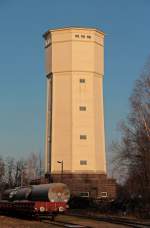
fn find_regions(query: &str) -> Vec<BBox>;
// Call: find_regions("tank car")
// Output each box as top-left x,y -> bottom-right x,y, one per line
0,183 -> 70,220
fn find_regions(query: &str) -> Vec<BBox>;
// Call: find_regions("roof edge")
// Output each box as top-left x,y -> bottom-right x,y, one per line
43,26 -> 104,38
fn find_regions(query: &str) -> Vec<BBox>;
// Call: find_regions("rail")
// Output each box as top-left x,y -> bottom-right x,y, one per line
65,212 -> 150,228
42,218 -> 91,228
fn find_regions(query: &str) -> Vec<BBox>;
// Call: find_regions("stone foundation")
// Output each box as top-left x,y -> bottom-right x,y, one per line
50,173 -> 117,199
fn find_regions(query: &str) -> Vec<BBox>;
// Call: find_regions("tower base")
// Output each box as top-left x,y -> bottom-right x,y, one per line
50,173 -> 117,200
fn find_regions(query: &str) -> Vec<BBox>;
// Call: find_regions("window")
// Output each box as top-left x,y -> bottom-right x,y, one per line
80,192 -> 89,198
80,160 -> 87,165
87,35 -> 91,39
80,135 -> 87,140
100,192 -> 108,198
79,106 -> 86,111
81,35 -> 85,38
75,34 -> 79,38
80,79 -> 85,83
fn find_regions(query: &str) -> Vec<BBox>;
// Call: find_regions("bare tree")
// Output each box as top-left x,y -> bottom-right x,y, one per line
5,157 -> 15,188
0,151 -> 43,188
0,156 -> 5,183
112,61 -> 150,205
14,159 -> 27,187
25,152 -> 40,183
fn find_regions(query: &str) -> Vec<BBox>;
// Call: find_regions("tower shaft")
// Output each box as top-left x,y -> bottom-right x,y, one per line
44,27 -> 106,175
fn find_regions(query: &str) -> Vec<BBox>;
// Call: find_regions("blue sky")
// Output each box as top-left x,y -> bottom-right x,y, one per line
0,0 -> 150,169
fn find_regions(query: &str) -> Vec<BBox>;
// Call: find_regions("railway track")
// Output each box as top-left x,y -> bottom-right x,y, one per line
97,217 -> 150,227
65,212 -> 150,228
42,218 -> 91,228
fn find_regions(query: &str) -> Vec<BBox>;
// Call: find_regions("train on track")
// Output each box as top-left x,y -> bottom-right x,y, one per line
0,183 -> 70,220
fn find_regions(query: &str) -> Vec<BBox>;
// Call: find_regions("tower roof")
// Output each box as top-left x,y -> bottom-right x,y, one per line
43,26 -> 104,38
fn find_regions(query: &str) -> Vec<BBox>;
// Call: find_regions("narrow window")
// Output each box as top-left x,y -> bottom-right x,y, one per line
80,192 -> 89,197
80,135 -> 87,140
101,192 -> 108,198
79,106 -> 86,111
75,34 -> 79,38
81,35 -> 85,38
80,160 -> 87,165
80,79 -> 85,83
87,35 -> 91,39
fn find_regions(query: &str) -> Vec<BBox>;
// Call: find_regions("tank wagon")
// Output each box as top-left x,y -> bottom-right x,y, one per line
0,183 -> 70,220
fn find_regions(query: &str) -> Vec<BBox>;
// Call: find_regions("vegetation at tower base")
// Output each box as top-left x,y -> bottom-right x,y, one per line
112,60 -> 150,218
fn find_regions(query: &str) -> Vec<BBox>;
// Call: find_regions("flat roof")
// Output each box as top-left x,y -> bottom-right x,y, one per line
43,26 -> 104,38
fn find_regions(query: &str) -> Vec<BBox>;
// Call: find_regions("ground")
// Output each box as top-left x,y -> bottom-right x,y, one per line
0,215 -> 129,228
0,215 -> 51,228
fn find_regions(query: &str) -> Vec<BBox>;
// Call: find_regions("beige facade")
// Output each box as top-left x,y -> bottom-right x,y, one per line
43,27 -> 106,175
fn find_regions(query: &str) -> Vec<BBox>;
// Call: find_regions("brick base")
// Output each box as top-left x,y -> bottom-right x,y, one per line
50,173 -> 117,199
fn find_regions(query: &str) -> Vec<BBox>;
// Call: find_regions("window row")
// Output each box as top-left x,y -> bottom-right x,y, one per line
75,34 -> 91,39
79,192 -> 108,198
79,78 -> 87,141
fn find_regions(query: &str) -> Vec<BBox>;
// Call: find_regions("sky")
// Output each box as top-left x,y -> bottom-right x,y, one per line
0,0 -> 150,171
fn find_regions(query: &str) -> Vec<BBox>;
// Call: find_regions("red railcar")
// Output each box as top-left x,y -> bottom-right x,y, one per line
0,183 -> 70,220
